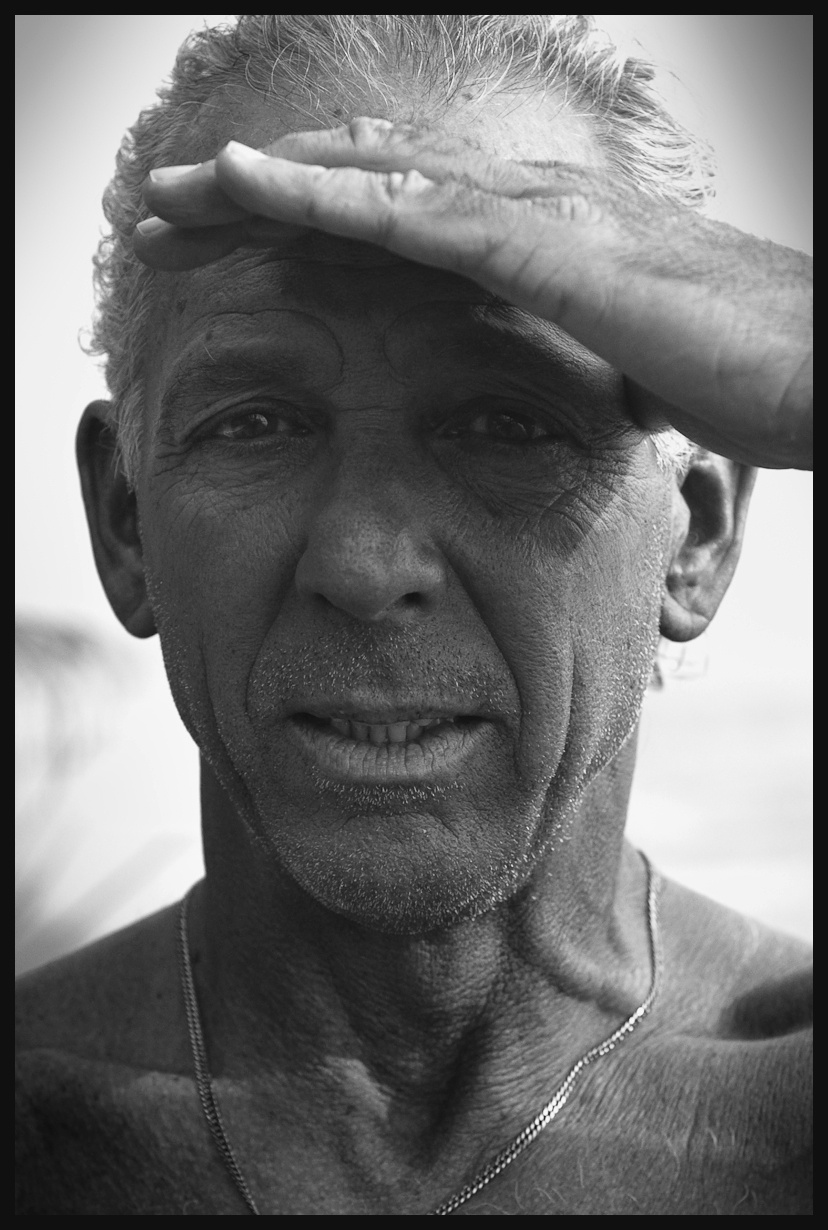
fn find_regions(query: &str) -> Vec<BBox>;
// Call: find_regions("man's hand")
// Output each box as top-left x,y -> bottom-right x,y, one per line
136,118 -> 812,469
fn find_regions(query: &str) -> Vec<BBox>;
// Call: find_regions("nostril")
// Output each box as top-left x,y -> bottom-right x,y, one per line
295,534 -> 445,622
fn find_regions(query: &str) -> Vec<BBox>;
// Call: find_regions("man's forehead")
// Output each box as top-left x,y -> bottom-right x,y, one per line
158,243 -> 596,392
169,237 -> 490,324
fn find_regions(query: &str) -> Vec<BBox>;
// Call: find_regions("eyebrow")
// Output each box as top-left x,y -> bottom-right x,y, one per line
159,309 -> 345,419
160,346 -> 321,425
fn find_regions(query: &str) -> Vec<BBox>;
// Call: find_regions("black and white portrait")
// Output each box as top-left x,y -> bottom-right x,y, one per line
16,16 -> 811,1215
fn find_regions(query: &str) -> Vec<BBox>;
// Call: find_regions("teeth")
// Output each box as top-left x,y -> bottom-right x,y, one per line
324,717 -> 451,743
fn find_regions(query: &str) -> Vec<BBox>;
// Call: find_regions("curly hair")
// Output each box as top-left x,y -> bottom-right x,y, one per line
88,15 -> 711,483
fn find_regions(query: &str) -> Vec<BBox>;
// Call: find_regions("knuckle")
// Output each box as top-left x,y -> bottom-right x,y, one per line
379,168 -> 431,202
347,116 -> 394,150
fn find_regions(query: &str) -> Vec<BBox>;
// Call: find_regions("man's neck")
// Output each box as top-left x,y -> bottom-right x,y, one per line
193,747 -> 652,1152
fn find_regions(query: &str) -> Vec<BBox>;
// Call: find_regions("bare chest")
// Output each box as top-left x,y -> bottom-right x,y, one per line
16,1033 -> 811,1216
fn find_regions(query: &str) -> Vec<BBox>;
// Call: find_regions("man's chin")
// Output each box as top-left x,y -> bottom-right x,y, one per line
292,859 -> 518,936
259,809 -> 526,935
305,774 -> 455,811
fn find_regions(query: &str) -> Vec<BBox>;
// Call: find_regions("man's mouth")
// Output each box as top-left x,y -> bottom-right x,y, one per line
286,711 -> 488,783
298,713 -> 475,745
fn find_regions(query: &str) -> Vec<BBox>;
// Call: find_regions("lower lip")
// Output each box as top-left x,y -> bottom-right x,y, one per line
287,715 -> 488,783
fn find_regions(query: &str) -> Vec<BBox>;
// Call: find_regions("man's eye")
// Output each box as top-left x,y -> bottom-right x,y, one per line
212,410 -> 311,442
442,408 -> 558,444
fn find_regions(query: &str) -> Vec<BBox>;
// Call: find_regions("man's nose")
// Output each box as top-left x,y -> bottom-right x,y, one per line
294,484 -> 446,623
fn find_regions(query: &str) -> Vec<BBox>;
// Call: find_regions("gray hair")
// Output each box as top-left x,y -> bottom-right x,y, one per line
89,14 -> 708,483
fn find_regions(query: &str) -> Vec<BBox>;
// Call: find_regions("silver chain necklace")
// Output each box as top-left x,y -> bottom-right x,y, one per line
178,856 -> 661,1216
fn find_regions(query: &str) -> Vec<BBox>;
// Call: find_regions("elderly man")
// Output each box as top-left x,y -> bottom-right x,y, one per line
16,15 -> 811,1215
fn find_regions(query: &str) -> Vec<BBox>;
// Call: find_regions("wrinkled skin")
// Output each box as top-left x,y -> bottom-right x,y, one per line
134,249 -> 676,934
136,116 -> 812,470
87,92 -> 742,934
16,83 -> 811,1215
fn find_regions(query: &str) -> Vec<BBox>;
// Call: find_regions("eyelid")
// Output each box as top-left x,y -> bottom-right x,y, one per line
185,393 -> 322,442
434,398 -> 571,440
210,404 -> 316,440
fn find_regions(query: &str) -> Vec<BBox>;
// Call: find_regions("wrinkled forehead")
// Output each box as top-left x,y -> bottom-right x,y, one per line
151,242 -> 603,407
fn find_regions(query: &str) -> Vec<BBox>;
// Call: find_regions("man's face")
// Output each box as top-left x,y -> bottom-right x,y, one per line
135,89 -> 672,931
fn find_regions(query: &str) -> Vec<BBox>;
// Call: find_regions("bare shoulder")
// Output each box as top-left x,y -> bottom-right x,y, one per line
658,875 -> 812,1036
613,876 -> 812,1214
15,904 -> 211,1215
522,876 -> 812,1215
16,901 -> 186,1065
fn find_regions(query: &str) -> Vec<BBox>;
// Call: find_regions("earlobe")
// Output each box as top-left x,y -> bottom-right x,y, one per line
660,453 -> 757,643
76,401 -> 157,639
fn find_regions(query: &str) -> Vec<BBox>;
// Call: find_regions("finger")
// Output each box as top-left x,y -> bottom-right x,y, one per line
626,377 -> 782,466
142,160 -> 249,227
141,122 -> 423,230
142,119 -> 577,236
216,140 -> 501,240
133,217 -> 249,270
260,118 -> 570,198
213,144 -> 490,270
263,117 -> 459,169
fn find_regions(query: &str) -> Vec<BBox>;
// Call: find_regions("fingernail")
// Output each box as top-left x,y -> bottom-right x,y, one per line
148,164 -> 199,183
136,216 -> 169,237
225,141 -> 268,160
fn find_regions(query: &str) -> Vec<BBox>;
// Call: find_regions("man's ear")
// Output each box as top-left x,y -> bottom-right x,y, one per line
660,452 -> 757,643
76,401 -> 156,639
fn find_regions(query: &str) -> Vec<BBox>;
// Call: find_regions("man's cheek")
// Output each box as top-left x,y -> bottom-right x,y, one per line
571,524 -> 665,712
557,493 -> 665,699
442,449 -> 620,537
139,500 -> 267,736
147,486 -> 294,617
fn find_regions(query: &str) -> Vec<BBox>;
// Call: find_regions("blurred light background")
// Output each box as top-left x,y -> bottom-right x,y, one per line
16,15 -> 812,975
